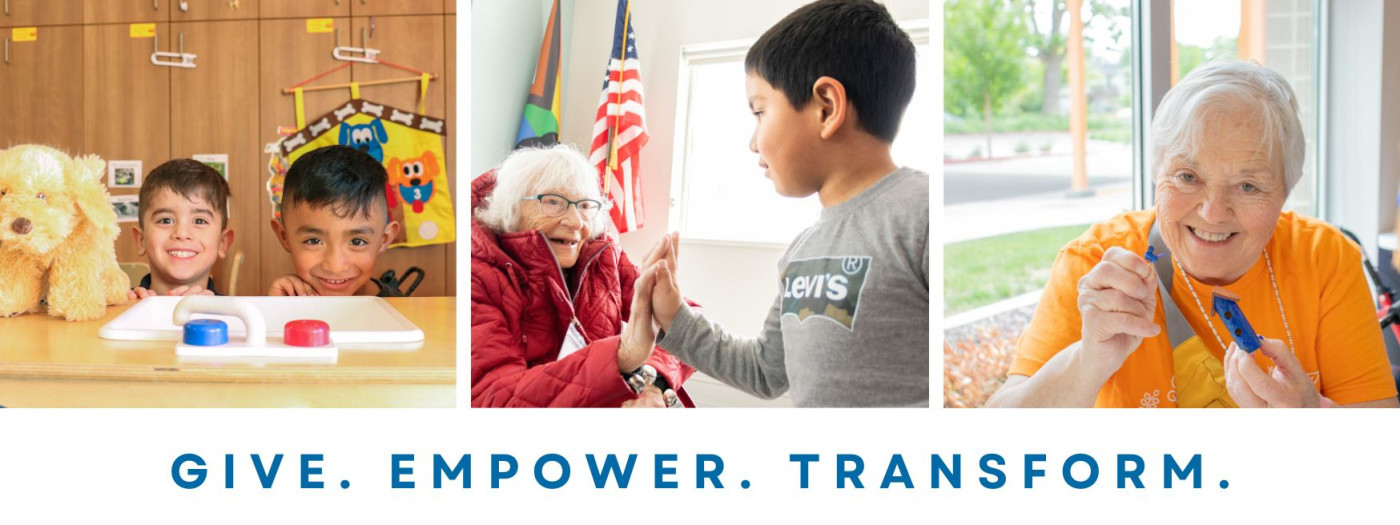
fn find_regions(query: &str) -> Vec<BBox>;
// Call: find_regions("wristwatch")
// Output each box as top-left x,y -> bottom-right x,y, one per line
623,364 -> 658,394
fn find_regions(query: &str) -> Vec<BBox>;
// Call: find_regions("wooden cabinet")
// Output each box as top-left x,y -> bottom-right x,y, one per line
83,22 -> 171,264
171,0 -> 259,22
0,25 -> 84,154
352,14 -> 448,297
259,0 -> 347,19
256,17 -> 353,291
85,0 -> 168,24
350,0 -> 443,17
170,20 -> 260,294
0,0 -> 84,27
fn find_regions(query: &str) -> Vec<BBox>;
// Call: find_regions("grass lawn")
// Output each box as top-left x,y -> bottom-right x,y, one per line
944,224 -> 1092,316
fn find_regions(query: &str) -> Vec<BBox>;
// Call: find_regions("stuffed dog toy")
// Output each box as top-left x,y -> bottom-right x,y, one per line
339,119 -> 389,162
0,145 -> 130,321
387,151 -> 440,214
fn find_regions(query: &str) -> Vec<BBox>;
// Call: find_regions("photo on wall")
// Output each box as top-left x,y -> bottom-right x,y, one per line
107,160 -> 142,188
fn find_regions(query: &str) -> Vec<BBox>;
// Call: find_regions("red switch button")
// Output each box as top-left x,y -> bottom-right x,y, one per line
284,320 -> 331,347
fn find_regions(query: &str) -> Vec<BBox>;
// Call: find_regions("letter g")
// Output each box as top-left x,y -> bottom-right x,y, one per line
172,453 -> 207,489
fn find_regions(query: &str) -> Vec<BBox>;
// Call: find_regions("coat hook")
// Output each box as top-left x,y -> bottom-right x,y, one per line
4,0 -> 10,16
154,0 -> 159,10
5,38 -> 9,65
178,32 -> 184,55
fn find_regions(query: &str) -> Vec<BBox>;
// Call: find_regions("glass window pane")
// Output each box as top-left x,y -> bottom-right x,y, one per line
1173,0 -> 1316,216
675,40 -> 932,245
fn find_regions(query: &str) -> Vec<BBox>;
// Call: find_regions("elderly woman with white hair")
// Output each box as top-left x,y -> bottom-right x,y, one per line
987,61 -> 1398,408
470,145 -> 694,407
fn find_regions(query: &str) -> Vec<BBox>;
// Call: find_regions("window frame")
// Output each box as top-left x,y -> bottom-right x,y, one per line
668,20 -> 931,248
1131,0 -> 1326,215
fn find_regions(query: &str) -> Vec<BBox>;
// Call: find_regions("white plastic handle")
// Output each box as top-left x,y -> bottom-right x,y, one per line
172,296 -> 266,346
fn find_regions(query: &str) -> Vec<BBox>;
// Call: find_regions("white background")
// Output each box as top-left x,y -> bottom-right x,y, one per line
1,411 -> 1398,521
3,4 -> 1400,522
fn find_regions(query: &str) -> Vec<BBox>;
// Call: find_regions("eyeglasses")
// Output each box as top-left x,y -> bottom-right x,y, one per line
521,193 -> 606,220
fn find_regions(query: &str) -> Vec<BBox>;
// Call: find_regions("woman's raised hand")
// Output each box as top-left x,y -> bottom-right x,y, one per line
618,261 -> 661,373
1075,246 -> 1162,380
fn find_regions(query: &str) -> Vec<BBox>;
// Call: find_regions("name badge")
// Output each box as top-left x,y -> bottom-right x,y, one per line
557,321 -> 589,360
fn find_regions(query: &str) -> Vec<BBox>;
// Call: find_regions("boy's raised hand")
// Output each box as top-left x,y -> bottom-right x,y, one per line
268,274 -> 319,296
653,259 -> 683,332
649,232 -> 683,333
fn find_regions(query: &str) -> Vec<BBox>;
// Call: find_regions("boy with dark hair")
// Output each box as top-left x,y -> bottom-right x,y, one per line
269,145 -> 400,296
649,0 -> 929,406
130,159 -> 234,298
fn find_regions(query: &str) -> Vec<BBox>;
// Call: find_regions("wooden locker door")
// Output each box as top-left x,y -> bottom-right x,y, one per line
171,0 -> 259,22
444,13 -> 454,295
446,0 -> 455,15
170,19 -> 260,295
0,25 -> 84,153
83,22 -> 171,265
350,0 -> 442,17
1,0 -> 83,26
85,0 -> 168,24
352,14 -> 449,297
258,0 -> 347,19
257,16 -> 351,294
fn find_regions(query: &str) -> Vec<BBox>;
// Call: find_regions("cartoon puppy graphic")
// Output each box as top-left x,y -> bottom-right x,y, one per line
338,119 -> 389,163
386,152 -> 440,214
0,145 -> 130,321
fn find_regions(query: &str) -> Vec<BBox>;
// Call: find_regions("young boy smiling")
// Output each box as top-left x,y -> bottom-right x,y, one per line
129,159 -> 234,298
650,0 -> 930,407
269,145 -> 400,296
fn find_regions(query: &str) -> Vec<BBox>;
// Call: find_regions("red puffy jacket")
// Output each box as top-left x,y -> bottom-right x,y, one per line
470,173 -> 695,407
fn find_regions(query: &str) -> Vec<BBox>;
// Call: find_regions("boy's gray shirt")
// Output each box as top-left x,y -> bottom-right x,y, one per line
658,167 -> 930,407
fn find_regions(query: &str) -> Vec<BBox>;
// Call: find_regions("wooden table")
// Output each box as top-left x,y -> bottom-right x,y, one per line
0,297 -> 456,407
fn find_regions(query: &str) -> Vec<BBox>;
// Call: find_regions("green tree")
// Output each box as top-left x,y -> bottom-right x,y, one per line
1020,0 -> 1127,115
945,0 -> 1027,157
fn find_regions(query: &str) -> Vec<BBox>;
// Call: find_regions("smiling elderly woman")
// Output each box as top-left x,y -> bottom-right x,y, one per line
987,61 -> 1399,408
470,145 -> 694,407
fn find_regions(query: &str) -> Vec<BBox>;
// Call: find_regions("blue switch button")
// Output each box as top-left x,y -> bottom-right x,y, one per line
183,319 -> 229,346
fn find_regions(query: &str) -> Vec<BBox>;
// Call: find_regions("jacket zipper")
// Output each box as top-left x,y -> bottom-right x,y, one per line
542,232 -> 611,345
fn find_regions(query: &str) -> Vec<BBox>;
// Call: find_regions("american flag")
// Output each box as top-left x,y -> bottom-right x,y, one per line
589,0 -> 648,233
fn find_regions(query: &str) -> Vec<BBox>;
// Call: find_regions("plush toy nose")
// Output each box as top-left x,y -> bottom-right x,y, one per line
410,179 -> 421,186
11,217 -> 31,235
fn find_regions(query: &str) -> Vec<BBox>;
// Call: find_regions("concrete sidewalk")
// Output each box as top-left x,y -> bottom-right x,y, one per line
941,183 -> 1133,244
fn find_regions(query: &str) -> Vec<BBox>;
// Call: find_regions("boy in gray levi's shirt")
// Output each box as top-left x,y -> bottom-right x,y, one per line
658,168 -> 930,407
646,0 -> 930,406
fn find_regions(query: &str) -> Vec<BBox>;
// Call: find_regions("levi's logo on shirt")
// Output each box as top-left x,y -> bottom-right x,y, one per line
780,256 -> 871,330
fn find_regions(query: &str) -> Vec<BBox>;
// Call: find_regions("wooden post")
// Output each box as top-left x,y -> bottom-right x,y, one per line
1068,0 -> 1088,194
1170,1 -> 1179,86
1239,0 -> 1267,63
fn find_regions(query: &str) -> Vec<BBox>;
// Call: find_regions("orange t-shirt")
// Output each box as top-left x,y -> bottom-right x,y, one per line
1010,209 -> 1398,407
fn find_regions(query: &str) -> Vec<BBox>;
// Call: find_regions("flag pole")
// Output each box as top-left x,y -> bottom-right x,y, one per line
607,0 -> 631,181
